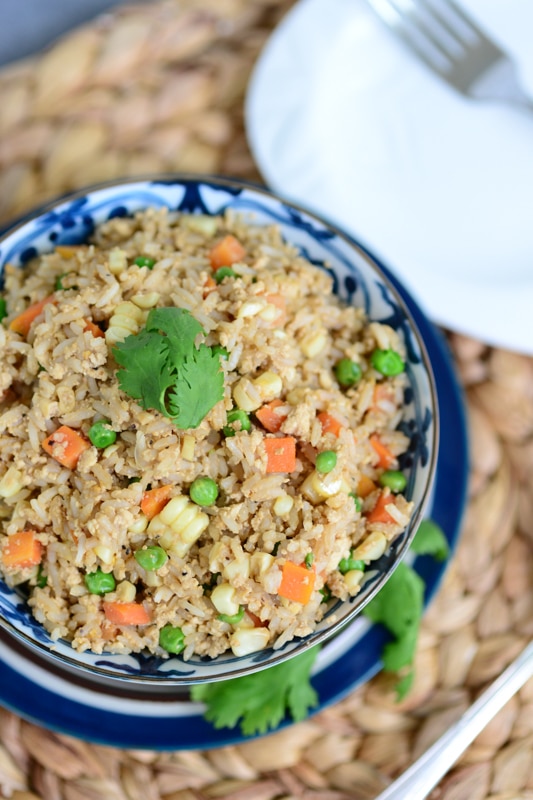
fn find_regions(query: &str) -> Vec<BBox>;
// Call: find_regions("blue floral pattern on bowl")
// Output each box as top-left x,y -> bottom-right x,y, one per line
0,176 -> 438,685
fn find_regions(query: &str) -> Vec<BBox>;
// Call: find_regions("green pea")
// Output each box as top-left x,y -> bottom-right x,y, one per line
371,348 -> 405,376
212,345 -> 229,360
334,357 -> 362,387
338,550 -> 366,574
88,420 -> 117,449
134,256 -> 156,269
85,568 -> 116,595
214,267 -> 236,284
134,545 -> 168,571
316,450 -> 337,474
304,552 -> 314,569
319,584 -> 332,604
0,298 -> 6,323
223,409 -> 251,437
218,606 -> 244,625
349,492 -> 363,512
36,565 -> 47,588
128,477 -> 141,484
189,476 -> 219,506
159,624 -> 185,654
379,469 -> 407,493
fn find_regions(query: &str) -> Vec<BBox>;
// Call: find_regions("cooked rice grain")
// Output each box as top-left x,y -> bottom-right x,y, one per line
0,208 -> 414,658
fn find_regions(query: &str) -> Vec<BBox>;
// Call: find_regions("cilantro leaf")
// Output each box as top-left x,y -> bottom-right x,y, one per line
364,561 -> 424,699
411,519 -> 449,561
113,307 -> 224,429
168,344 -> 224,429
113,329 -> 175,416
145,307 -> 204,368
190,646 -> 320,737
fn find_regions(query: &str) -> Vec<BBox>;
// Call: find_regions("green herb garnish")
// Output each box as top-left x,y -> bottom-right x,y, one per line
191,645 -> 319,736
113,307 -> 224,430
410,519 -> 449,561
363,519 -> 449,699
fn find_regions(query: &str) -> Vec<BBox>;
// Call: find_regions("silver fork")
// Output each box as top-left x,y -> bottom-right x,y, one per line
367,0 -> 533,111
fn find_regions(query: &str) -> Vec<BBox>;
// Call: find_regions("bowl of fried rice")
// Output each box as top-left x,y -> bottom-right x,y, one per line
0,175 -> 438,685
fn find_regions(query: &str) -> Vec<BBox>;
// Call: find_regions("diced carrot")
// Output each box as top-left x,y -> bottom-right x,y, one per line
55,245 -> 81,259
83,319 -> 105,338
9,295 -> 56,338
203,275 -> 217,297
357,474 -> 377,498
264,436 -> 296,473
42,425 -> 91,469
140,485 -> 173,520
317,411 -> 343,438
2,531 -> 43,569
209,235 -> 246,269
255,399 -> 287,433
264,293 -> 286,327
103,601 -> 151,626
370,434 -> 396,469
366,491 -> 396,524
278,561 -> 316,604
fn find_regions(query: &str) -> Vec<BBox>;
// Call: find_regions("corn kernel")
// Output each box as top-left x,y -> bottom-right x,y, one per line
128,514 -> 148,535
94,544 -> 114,565
301,470 -> 343,504
300,329 -> 328,358
211,583 -> 239,616
230,627 -> 270,657
158,495 -> 189,525
130,292 -> 160,309
352,531 -> 388,561
108,248 -> 127,275
105,301 -> 146,345
115,580 -> 136,602
237,300 -> 264,319
148,495 -> 209,557
232,378 -> 261,412
0,467 -> 24,498
144,571 -> 162,588
181,214 -> 218,236
181,434 -> 195,461
223,554 -> 250,582
252,371 -> 282,402
208,541 -> 225,572
273,494 -> 294,517
250,552 -> 275,577
344,569 -> 365,595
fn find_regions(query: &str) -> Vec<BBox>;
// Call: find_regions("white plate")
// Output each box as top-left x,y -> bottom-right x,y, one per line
246,0 -> 533,354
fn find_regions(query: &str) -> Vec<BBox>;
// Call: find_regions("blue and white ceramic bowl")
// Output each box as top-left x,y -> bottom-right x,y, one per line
0,175 -> 439,686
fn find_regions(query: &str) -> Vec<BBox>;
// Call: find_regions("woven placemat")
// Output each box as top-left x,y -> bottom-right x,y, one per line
1,2 -> 533,798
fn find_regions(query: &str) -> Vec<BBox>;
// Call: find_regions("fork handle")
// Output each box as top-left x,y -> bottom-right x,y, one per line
473,59 -> 533,112
374,640 -> 533,800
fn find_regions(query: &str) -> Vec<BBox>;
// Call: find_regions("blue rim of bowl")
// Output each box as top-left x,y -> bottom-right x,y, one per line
0,174 -> 440,685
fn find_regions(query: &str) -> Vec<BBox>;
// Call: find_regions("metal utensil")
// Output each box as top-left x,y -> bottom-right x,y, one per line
366,0 -> 533,111
374,640 -> 533,800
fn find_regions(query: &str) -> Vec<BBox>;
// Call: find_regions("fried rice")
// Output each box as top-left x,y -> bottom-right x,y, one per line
0,208 -> 413,659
